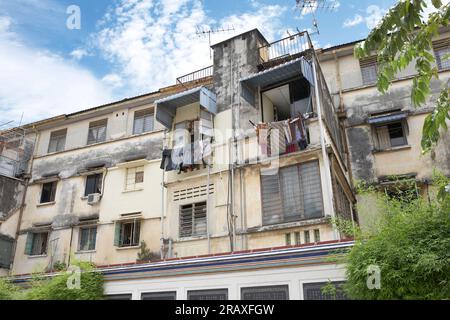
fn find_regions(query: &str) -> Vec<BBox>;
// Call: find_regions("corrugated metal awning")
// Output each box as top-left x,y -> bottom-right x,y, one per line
155,86 -> 217,129
239,57 -> 314,90
368,112 -> 407,124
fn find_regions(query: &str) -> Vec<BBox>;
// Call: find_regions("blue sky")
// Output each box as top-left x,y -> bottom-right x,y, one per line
0,0 -> 427,126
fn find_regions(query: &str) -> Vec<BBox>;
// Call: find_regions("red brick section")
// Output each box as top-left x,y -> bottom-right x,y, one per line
13,238 -> 354,277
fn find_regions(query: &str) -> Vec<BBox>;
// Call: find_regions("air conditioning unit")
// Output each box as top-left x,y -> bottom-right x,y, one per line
87,193 -> 101,205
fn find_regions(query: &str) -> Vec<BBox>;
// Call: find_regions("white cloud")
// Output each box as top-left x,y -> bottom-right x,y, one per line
102,73 -> 124,88
342,5 -> 387,29
70,48 -> 90,60
365,5 -> 387,29
343,14 -> 364,28
0,16 -> 113,125
93,0 -> 288,93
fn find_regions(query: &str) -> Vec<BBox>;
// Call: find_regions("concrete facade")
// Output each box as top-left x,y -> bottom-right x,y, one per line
1,27 -> 448,299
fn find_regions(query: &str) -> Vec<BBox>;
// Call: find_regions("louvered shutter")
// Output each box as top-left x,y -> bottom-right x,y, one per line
301,162 -> 324,219
261,173 -> 283,225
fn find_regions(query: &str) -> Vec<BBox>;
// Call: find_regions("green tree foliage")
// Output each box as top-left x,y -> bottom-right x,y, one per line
355,0 -> 450,153
341,173 -> 450,299
0,260 -> 104,300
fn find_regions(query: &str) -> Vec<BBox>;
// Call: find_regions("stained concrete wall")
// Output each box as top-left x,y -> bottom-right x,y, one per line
319,32 -> 450,184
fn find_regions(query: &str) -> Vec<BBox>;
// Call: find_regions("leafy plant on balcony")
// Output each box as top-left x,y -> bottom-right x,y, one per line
137,241 -> 160,263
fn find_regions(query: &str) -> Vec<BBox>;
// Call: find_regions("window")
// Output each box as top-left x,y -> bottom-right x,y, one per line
85,173 -> 103,196
285,233 -> 291,245
294,232 -> 301,245
87,119 -> 107,145
125,166 -> 144,191
133,109 -> 154,134
48,129 -> 67,153
303,282 -> 347,300
261,161 -> 324,225
375,121 -> 407,149
314,229 -> 320,243
114,220 -> 140,247
78,227 -> 97,251
104,294 -> 132,300
304,230 -> 310,243
141,292 -> 177,300
0,236 -> 13,268
40,181 -> 57,203
25,232 -> 49,256
187,289 -> 228,300
433,39 -> 450,71
360,57 -> 378,85
241,285 -> 289,300
333,176 -> 353,221
179,201 -> 207,238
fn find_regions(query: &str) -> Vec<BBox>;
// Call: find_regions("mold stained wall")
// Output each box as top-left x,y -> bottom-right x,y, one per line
319,36 -> 450,184
12,101 -> 167,274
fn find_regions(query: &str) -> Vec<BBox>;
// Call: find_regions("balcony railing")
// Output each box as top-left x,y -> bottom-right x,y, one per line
258,31 -> 313,66
176,66 -> 213,85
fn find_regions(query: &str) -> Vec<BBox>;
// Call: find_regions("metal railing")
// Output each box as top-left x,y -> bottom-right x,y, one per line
258,31 -> 313,64
176,66 -> 213,85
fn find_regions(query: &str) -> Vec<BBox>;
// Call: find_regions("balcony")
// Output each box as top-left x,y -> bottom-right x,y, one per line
258,31 -> 314,70
176,66 -> 213,86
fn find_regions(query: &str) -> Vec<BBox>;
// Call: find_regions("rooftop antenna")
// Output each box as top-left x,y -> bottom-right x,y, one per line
196,25 -> 235,59
296,0 -> 339,36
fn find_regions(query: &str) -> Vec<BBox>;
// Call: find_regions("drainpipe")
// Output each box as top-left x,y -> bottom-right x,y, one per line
311,54 -> 339,240
206,162 -> 211,254
160,130 -> 167,259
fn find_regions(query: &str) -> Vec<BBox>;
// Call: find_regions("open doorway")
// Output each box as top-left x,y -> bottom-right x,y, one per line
261,78 -> 312,123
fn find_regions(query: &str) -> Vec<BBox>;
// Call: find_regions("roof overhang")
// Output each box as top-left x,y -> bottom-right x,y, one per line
368,111 -> 407,124
155,86 -> 217,129
239,57 -> 314,90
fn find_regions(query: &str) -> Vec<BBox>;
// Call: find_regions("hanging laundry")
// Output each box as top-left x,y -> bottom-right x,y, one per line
269,121 -> 287,155
160,149 -> 176,171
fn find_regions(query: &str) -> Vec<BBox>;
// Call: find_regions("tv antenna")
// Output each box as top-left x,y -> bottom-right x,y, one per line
196,25 -> 235,59
295,0 -> 339,11
295,1 -> 339,36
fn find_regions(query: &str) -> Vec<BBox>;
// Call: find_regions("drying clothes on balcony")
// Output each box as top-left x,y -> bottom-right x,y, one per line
160,149 -> 176,171
256,123 -> 271,157
269,121 -> 287,155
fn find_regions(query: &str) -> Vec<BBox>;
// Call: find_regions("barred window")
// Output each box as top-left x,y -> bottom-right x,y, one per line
48,129 -> 67,153
179,201 -> 207,238
133,109 -> 154,134
87,119 -> 107,145
375,121 -> 407,150
141,291 -> 177,300
241,285 -> 289,300
261,161 -> 324,225
303,282 -> 347,300
187,289 -> 228,300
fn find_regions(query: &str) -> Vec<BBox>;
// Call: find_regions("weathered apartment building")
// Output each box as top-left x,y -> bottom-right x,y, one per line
0,27 -> 449,300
